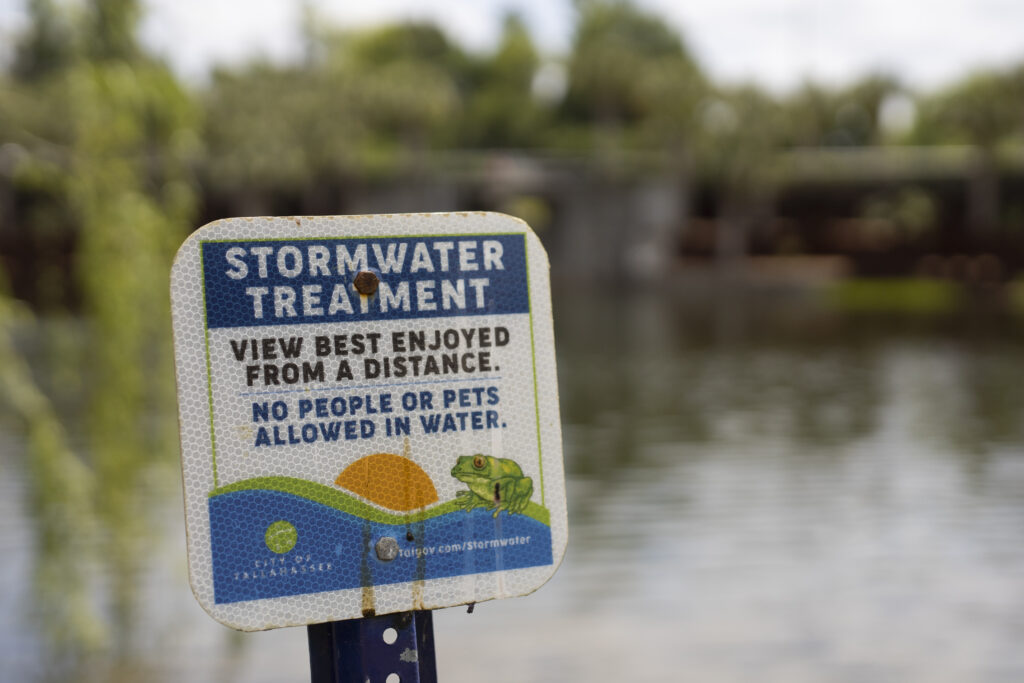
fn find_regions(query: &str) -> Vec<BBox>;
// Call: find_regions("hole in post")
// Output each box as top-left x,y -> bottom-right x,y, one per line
386,674 -> 400,683
382,628 -> 398,645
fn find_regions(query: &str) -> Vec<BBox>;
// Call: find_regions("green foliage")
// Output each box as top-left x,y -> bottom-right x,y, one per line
0,291 -> 104,651
343,22 -> 466,72
331,22 -> 464,149
1,0 -> 198,659
68,51 -> 197,646
203,2 -> 709,172
913,68 -> 1024,147
841,74 -> 904,144
204,20 -> 472,191
203,66 -> 354,192
780,75 -> 903,148
462,13 -> 547,148
11,0 -> 77,81
83,0 -> 141,62
827,278 -> 962,313
695,85 -> 786,190
566,0 -> 696,124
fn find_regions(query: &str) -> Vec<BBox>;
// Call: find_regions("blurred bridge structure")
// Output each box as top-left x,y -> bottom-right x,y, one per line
5,145 -> 1024,308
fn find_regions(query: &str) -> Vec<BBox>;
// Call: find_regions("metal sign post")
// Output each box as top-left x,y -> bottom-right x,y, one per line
307,611 -> 436,683
170,213 -> 566,676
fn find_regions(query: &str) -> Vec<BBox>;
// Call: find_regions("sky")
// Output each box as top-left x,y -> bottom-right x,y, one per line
2,0 -> 1024,92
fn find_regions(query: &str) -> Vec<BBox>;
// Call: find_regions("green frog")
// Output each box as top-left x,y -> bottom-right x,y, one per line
451,455 -> 533,517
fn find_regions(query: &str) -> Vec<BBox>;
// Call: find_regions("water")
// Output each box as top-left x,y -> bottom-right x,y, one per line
3,290 -> 1024,682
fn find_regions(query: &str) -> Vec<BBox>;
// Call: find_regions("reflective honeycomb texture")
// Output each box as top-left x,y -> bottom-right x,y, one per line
170,213 -> 566,631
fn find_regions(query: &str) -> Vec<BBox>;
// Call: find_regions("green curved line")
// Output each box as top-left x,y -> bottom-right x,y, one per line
210,476 -> 550,526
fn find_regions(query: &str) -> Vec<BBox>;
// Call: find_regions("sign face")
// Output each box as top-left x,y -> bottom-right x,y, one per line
170,213 -> 567,631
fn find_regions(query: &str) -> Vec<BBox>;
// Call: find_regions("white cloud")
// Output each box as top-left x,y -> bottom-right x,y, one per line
3,0 -> 1023,90
643,0 -> 1024,91
141,0 -> 303,81
137,0 -> 574,82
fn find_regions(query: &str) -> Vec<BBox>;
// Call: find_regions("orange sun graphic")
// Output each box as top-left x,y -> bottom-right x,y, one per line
335,442 -> 438,511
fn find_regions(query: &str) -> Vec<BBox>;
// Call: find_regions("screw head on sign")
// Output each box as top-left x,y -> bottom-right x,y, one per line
354,270 -> 379,296
375,537 -> 399,562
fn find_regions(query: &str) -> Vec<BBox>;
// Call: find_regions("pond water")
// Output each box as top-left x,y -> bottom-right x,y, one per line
3,289 -> 1024,682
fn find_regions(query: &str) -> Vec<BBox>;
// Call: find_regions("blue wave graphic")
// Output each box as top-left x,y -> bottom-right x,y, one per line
209,490 -> 553,605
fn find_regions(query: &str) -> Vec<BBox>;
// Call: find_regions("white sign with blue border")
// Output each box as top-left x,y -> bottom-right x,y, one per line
171,213 -> 567,631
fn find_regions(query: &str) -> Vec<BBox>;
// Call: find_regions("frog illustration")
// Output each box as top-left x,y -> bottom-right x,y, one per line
451,455 -> 533,517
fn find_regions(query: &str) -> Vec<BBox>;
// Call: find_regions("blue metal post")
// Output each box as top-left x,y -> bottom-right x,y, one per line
308,611 -> 438,683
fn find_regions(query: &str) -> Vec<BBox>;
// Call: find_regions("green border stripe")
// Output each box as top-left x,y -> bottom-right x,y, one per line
524,234 -> 545,505
209,476 -> 551,527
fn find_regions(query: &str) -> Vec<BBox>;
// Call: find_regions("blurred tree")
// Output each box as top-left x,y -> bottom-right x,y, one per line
329,22 -> 462,153
915,69 -> 1024,234
83,0 -> 140,62
781,74 -> 902,148
203,64 -> 363,211
11,0 -> 77,82
204,19 -> 465,210
841,74 -> 904,145
695,85 -> 786,269
2,0 -> 199,662
70,2 -> 198,647
564,0 -> 703,160
0,279 -> 102,652
341,22 -> 468,74
632,45 -> 707,189
462,13 -> 546,148
915,71 -> 1024,147
2,0 -> 80,309
782,83 -> 837,148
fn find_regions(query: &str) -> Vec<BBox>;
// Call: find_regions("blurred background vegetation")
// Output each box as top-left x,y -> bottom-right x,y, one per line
5,0 -> 1024,306
3,0 -> 1024,681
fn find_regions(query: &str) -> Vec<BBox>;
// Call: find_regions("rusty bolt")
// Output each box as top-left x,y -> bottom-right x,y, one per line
353,270 -> 379,296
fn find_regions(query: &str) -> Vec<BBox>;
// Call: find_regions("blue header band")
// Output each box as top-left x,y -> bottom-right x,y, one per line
202,234 -> 529,329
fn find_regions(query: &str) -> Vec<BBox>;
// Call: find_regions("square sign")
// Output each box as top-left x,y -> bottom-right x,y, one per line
170,213 -> 567,631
